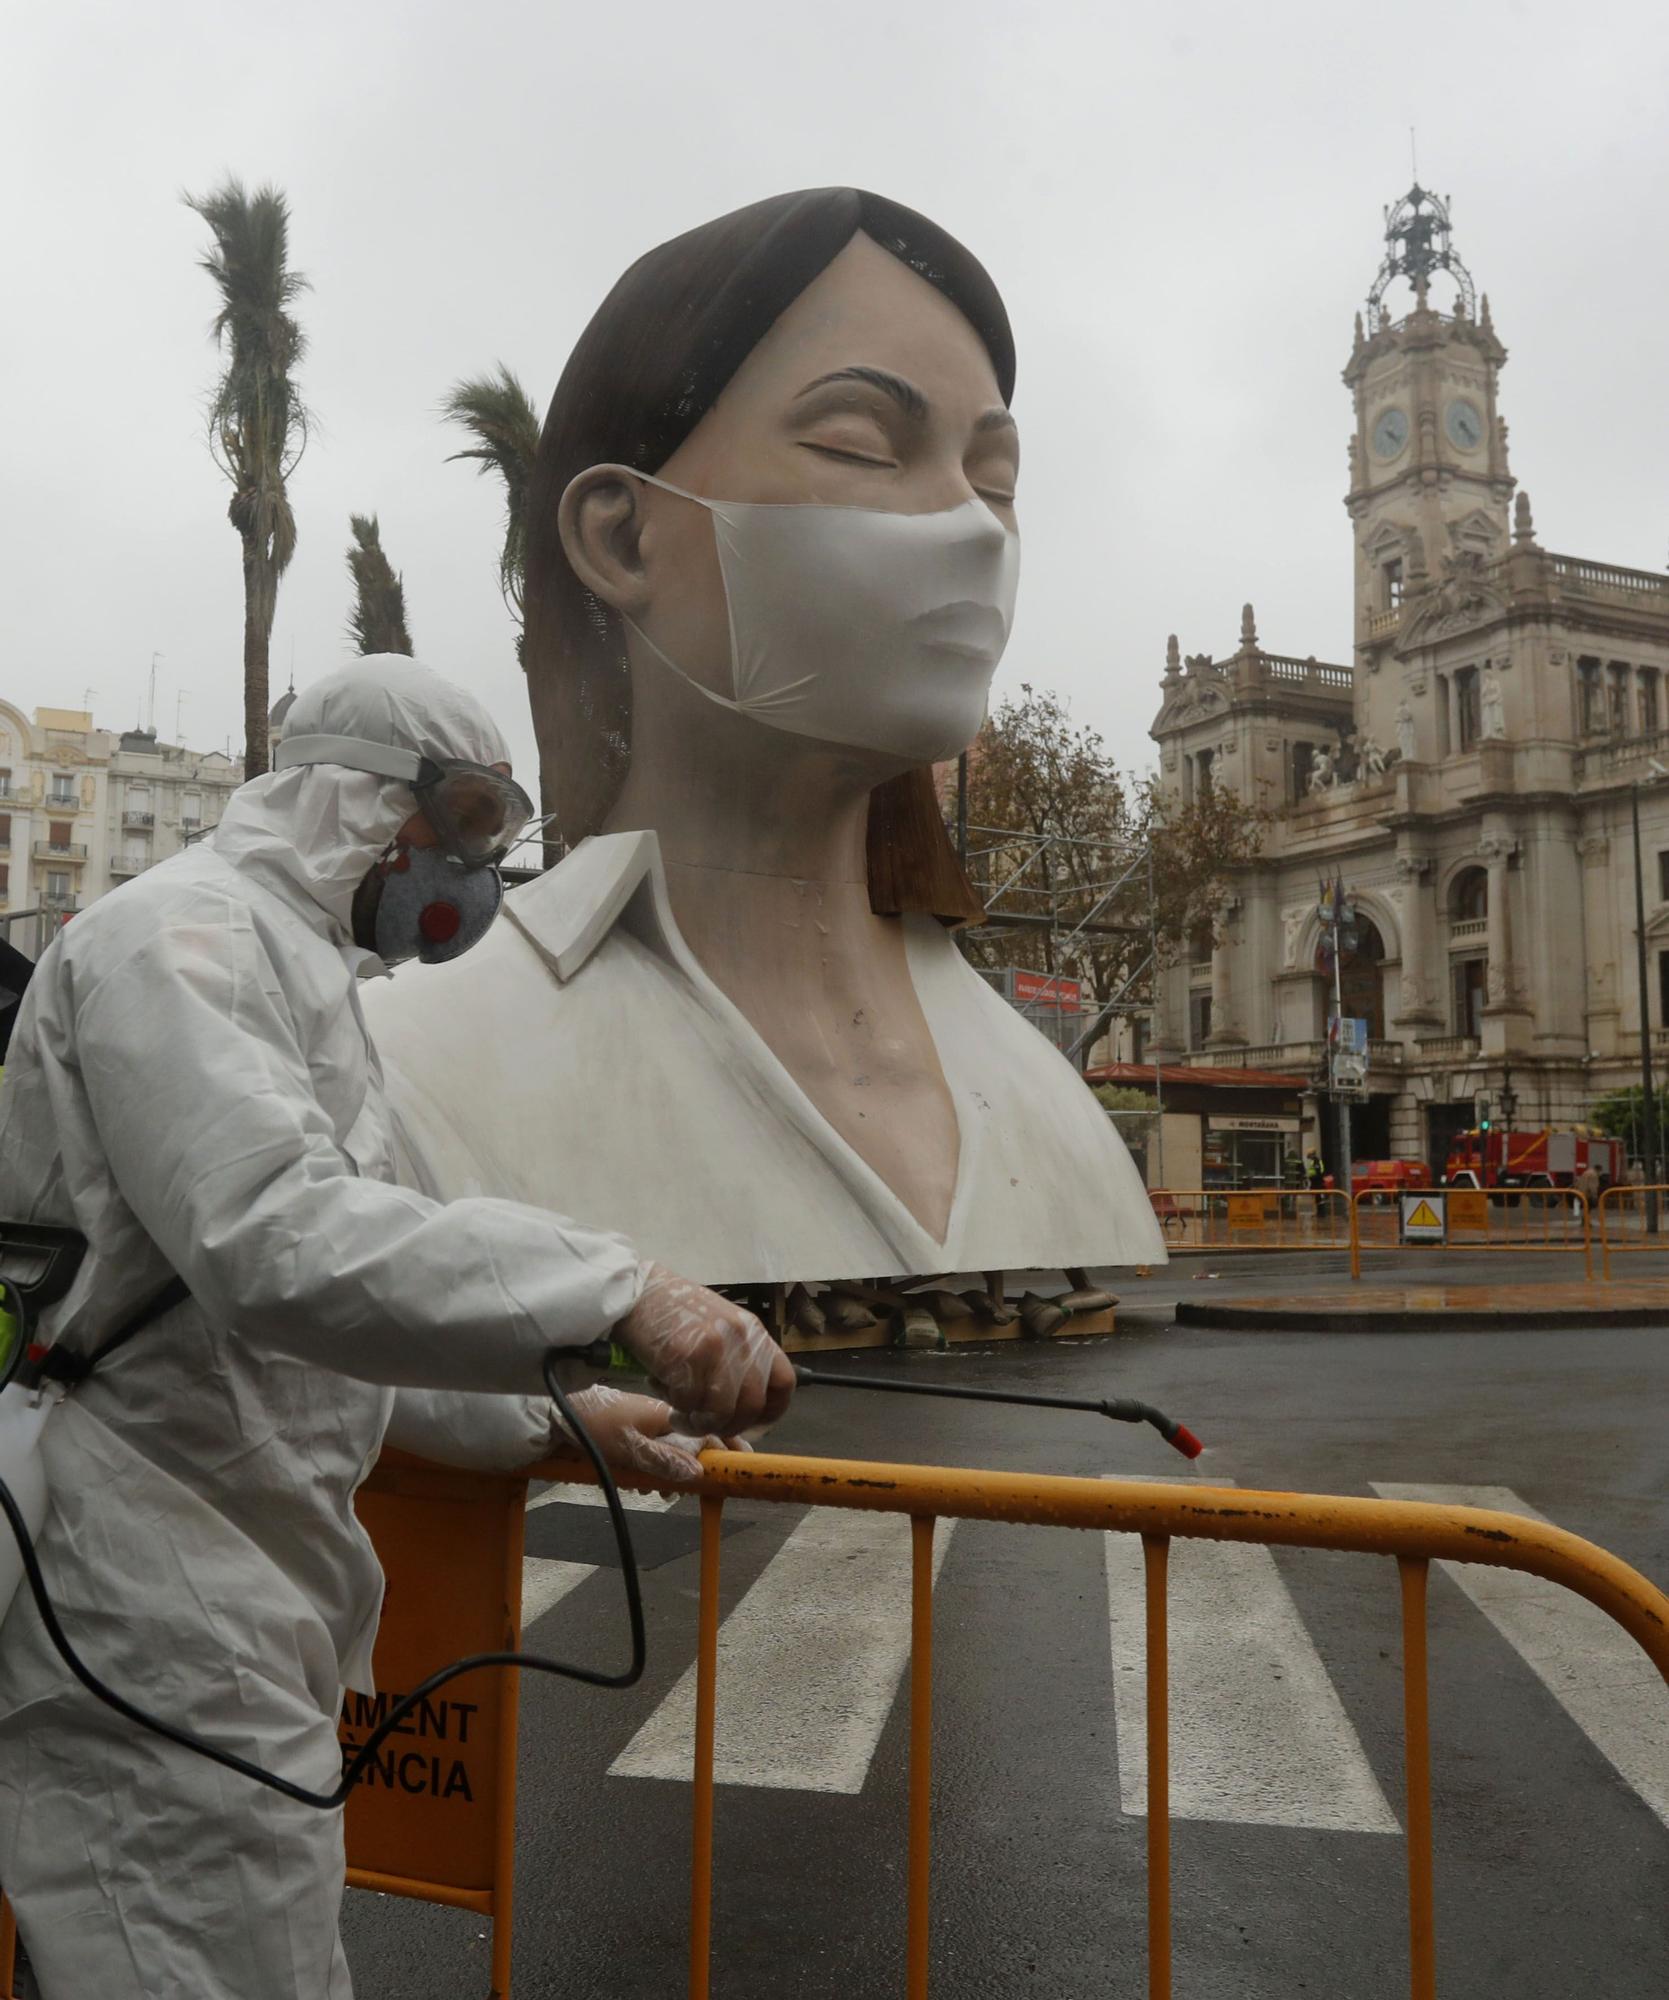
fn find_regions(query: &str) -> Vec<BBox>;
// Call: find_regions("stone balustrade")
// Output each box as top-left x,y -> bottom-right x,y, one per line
1547,553 -> 1669,601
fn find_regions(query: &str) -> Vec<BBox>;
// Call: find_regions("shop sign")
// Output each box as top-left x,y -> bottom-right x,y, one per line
1012,969 -> 1082,1008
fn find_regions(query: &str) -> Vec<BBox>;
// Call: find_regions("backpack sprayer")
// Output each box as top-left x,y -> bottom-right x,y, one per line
0,1228 -> 1201,1810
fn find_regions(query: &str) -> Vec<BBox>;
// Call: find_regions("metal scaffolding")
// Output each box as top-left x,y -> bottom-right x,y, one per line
959,823 -> 1166,1179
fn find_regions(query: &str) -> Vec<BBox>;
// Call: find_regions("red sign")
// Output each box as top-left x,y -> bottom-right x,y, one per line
1012,970 -> 1082,1008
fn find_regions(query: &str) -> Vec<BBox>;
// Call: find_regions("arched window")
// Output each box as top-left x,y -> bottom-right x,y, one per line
1451,867 -> 1488,922
1316,914 -> 1387,1040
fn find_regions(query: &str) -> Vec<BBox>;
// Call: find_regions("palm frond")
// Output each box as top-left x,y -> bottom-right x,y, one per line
441,365 -> 542,630
346,513 -> 414,657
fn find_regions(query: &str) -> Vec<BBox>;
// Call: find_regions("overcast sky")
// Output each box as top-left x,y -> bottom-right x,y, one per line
4,0 -> 1666,785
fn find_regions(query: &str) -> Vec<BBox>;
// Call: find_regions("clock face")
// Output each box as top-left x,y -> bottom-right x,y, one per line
1371,408 -> 1409,459
1446,398 -> 1484,451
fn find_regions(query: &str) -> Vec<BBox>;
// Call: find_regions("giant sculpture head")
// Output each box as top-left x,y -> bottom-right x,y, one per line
523,187 -> 1020,918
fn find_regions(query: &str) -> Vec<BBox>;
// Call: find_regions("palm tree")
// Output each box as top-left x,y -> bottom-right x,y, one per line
440,366 -> 542,661
346,514 -> 413,656
184,178 -> 310,778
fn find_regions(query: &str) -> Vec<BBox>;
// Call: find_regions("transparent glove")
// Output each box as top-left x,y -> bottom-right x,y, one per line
614,1263 -> 794,1434
564,1384 -> 751,1489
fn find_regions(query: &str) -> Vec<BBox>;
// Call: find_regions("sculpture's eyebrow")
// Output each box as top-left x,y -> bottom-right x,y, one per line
795,366 -> 928,420
795,367 -> 1017,440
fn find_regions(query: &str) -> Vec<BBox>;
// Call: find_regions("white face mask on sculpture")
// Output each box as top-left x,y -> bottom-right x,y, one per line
593,469 -> 1022,766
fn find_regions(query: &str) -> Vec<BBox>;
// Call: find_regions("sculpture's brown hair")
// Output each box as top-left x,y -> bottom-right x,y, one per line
523,187 -> 1015,923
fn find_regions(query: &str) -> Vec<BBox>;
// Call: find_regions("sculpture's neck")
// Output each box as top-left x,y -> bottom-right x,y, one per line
601,649 -> 906,913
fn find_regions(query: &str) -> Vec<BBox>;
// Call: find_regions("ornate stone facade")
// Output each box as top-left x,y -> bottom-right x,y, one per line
1150,189 -> 1669,1171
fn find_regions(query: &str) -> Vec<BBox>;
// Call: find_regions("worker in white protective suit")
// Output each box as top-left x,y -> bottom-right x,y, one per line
0,655 -> 792,2000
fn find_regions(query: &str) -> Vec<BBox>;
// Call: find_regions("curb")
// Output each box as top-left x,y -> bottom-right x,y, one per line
1175,1297 -> 1669,1332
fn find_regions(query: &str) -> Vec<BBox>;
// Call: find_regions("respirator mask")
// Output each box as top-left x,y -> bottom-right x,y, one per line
272,734 -> 535,966
580,468 -> 1021,766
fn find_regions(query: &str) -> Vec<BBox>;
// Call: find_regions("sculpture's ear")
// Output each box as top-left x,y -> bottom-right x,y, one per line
558,466 -> 651,617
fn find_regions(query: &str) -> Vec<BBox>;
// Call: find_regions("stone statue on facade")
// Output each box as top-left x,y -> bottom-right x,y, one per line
1480,665 -> 1506,740
1307,744 -> 1335,794
1357,735 -> 1388,780
1395,700 -> 1416,764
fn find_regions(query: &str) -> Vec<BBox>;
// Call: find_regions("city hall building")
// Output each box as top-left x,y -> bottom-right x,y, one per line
1150,188 -> 1669,1178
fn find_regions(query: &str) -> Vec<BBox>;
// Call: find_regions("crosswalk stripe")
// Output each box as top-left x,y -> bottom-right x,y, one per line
520,1485 -> 678,1629
1103,1476 -> 1399,1830
1373,1482 -> 1669,1828
529,1482 -> 677,1513
521,1555 -> 597,1628
609,1510 -> 954,1792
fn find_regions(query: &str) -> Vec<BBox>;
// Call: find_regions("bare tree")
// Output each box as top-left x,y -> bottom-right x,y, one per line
184,178 -> 310,778
960,684 -> 1264,1007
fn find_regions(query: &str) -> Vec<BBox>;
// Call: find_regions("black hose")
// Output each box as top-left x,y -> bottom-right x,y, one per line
0,1348 -> 644,1811
792,1363 -> 1204,1459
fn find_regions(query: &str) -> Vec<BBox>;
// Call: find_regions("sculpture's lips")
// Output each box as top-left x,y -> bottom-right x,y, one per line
910,602 -> 1008,663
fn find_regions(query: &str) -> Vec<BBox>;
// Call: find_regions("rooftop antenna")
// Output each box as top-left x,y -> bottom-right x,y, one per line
175,690 -> 189,741
147,652 -> 162,733
82,686 -> 96,713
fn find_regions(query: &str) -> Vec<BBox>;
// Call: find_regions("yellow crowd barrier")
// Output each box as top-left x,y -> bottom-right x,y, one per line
8,1443 -> 1659,1997
1348,1185 -> 1592,1280
1148,1186 -> 1352,1252
1596,1183 -> 1669,1279
674,1451 -> 1669,2000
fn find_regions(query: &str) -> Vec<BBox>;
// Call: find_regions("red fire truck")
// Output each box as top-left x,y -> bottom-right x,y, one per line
1444,1126 -> 1625,1190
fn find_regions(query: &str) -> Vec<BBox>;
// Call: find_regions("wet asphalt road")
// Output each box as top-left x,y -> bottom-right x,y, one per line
340,1267 -> 1669,1999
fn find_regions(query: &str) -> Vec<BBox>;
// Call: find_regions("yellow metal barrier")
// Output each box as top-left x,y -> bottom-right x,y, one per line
672,1448 -> 1669,2000
1348,1185 -> 1592,1280
1148,1186 -> 1351,1252
1596,1183 -> 1669,1279
189,1439 -> 1666,1998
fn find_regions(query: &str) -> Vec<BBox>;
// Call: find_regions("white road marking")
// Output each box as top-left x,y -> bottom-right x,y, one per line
519,1485 -> 677,1630
529,1482 -> 677,1513
1373,1482 -> 1669,1827
521,1556 -> 596,1628
610,1510 -> 954,1792
1103,1476 -> 1398,1830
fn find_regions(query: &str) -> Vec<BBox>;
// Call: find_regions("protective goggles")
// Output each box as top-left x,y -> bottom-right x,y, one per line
274,735 -> 535,867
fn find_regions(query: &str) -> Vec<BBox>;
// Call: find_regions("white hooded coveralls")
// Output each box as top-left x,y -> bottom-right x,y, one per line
0,659 -> 645,1999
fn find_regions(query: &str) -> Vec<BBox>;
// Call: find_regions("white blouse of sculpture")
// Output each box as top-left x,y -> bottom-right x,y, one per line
364,830 -> 1165,1285
1395,700 -> 1417,763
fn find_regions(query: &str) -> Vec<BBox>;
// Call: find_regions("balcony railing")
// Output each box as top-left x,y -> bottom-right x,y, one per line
1547,553 -> 1669,601
32,841 -> 87,862
109,855 -> 146,877
123,810 -> 155,827
41,895 -> 78,913
1364,607 -> 1401,639
1209,1040 -> 1323,1073
1449,917 -> 1488,943
1415,1034 -> 1480,1062
1262,653 -> 1356,693
1574,729 -> 1669,784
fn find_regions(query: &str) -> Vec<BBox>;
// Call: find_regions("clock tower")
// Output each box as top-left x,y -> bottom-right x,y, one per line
1343,187 -> 1515,654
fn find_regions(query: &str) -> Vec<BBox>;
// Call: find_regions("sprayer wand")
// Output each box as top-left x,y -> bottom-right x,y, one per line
791,1364 -> 1204,1460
